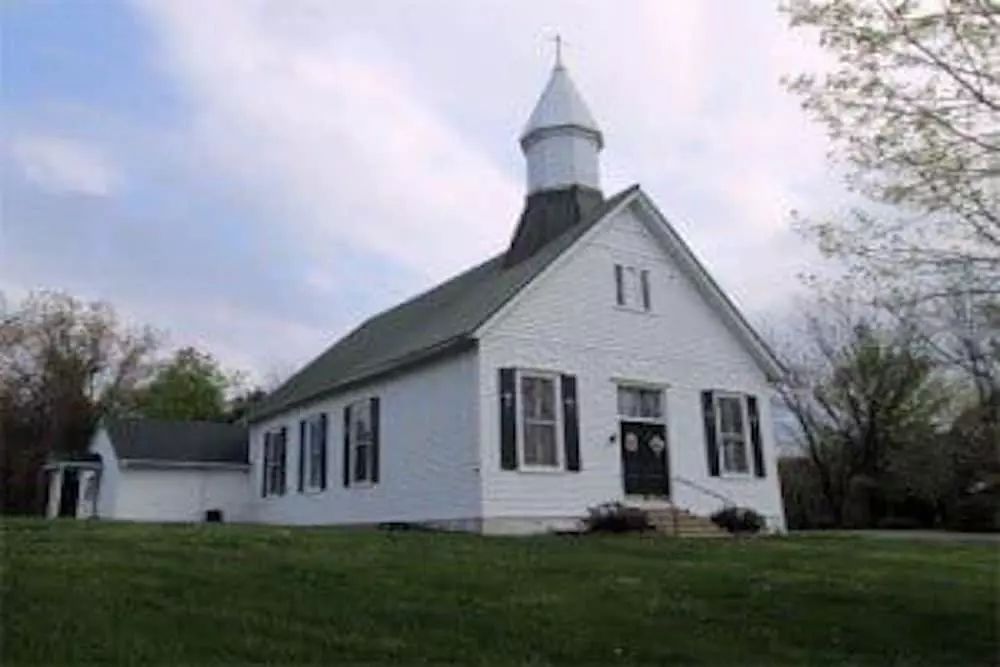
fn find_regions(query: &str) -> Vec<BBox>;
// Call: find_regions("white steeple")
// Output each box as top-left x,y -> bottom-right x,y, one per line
520,49 -> 604,195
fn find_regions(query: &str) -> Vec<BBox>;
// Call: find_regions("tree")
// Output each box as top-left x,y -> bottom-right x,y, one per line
132,347 -> 234,421
225,387 -> 267,424
0,291 -> 159,513
775,298 -> 950,525
783,0 -> 1000,293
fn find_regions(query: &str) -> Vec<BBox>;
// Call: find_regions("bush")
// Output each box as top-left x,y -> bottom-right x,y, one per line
874,516 -> 922,530
584,502 -> 652,533
710,506 -> 765,534
947,493 -> 1000,533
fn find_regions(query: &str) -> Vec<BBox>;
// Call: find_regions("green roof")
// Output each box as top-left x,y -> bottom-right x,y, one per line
252,185 -> 637,421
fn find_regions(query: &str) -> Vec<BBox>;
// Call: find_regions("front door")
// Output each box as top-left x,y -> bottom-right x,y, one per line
621,421 -> 669,497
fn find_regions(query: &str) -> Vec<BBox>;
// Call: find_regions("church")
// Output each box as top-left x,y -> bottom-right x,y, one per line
47,56 -> 787,534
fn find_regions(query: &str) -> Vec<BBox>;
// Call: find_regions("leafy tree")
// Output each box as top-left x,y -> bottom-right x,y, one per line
776,298 -> 950,525
783,0 -> 999,293
0,291 -> 159,513
134,347 -> 233,421
225,387 -> 268,424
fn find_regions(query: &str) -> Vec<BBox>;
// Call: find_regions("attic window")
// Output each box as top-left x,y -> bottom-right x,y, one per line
614,264 -> 650,311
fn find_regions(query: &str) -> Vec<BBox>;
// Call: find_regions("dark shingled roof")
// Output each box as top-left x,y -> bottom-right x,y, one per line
106,418 -> 249,464
251,185 -> 638,422
505,185 -> 606,266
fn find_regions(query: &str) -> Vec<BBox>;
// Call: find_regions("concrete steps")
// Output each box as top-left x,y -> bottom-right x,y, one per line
646,506 -> 729,538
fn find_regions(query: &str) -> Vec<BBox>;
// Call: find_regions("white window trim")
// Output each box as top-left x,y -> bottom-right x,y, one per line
302,416 -> 325,494
516,369 -> 564,473
616,384 -> 666,424
714,392 -> 752,478
347,399 -> 377,487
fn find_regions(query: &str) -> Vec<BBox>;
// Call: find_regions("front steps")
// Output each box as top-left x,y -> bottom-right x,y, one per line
646,505 -> 729,538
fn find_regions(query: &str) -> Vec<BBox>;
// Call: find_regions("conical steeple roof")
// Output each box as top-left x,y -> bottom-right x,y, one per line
520,63 -> 603,149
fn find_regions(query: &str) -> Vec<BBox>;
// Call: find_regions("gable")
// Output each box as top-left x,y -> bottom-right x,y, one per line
477,192 -> 783,383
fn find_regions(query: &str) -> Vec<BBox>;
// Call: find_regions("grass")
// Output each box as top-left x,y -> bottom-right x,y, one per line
1,520 -> 996,665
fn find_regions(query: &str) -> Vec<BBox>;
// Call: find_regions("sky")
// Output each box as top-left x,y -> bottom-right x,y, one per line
1,0 -> 837,383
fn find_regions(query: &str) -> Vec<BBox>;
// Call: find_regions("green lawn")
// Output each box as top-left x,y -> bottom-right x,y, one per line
2,520 -> 996,665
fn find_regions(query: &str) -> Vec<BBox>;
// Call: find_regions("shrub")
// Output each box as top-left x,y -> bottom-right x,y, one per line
710,506 -> 765,534
947,492 -> 1000,533
874,516 -> 922,530
584,502 -> 652,533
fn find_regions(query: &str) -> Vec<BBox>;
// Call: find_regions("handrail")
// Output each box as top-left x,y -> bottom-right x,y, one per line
671,475 -> 736,508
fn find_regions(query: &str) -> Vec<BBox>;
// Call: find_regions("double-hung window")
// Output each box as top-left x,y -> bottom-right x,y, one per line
300,414 -> 327,492
614,263 -> 651,311
520,373 -> 561,468
262,427 -> 287,496
345,398 -> 379,486
715,394 -> 750,475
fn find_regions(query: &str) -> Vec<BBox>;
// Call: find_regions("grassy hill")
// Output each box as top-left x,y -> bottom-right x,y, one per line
2,520 -> 996,665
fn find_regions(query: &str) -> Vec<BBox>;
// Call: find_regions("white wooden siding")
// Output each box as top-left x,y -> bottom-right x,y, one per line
249,350 -> 481,526
114,468 -> 250,522
477,201 -> 786,530
90,429 -> 120,518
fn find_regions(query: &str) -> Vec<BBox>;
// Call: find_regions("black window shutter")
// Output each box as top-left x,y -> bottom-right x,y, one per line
747,395 -> 766,478
561,374 -> 581,471
640,270 -> 651,311
343,405 -> 352,488
614,264 -> 625,305
298,420 -> 306,493
279,426 -> 288,495
499,368 -> 517,470
319,413 -> 328,490
370,397 -> 380,484
702,391 -> 720,477
260,432 -> 269,498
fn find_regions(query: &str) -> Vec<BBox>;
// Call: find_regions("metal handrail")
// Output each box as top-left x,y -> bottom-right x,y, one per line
671,475 -> 736,508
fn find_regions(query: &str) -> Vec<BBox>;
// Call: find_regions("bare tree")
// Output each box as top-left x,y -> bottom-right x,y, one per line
783,0 -> 1000,293
0,291 -> 160,514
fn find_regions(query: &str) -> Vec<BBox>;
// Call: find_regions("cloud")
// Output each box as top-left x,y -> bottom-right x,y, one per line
4,0 -> 840,381
134,1 -> 833,311
8,135 -> 121,196
136,0 -> 521,286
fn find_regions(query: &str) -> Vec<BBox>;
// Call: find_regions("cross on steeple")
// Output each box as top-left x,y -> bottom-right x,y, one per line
550,34 -> 566,69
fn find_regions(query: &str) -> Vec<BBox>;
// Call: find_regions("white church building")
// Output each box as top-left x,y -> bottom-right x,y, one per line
47,58 -> 787,534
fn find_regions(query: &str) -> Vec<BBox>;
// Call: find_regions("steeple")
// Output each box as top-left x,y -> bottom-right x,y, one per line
505,50 -> 606,266
520,51 -> 604,195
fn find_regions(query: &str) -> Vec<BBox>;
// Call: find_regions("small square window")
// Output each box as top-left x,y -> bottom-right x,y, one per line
614,263 -> 651,312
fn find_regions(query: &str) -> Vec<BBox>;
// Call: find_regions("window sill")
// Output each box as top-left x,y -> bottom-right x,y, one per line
613,305 -> 653,315
349,481 -> 378,489
515,466 -> 566,475
719,473 -> 755,481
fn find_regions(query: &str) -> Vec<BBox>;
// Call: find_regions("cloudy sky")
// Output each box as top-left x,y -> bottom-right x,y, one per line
2,0 -> 837,382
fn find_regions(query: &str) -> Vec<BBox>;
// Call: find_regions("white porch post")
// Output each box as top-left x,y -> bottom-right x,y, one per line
46,465 -> 64,519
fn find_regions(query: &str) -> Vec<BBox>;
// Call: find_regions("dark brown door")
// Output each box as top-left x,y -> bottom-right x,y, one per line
621,421 -> 669,497
58,470 -> 79,518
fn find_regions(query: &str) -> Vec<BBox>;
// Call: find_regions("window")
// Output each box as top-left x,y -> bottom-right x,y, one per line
301,414 -> 326,492
614,263 -> 651,311
715,394 -> 750,475
347,398 -> 377,485
262,427 -> 287,497
520,373 -> 561,468
617,386 -> 663,420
